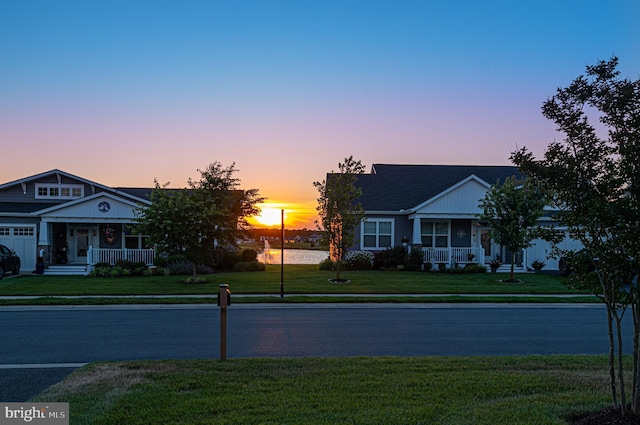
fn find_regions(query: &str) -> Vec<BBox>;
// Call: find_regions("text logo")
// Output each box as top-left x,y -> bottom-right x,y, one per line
1,403 -> 68,425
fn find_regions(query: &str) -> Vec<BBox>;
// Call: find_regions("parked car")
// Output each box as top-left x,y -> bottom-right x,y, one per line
0,244 -> 20,279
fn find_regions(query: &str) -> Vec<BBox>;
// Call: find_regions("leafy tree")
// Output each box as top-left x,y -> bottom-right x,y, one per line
478,176 -> 551,282
314,156 -> 365,282
512,57 -> 640,415
134,162 -> 264,280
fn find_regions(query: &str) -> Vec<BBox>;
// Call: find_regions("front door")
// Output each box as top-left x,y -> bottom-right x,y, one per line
69,227 -> 91,263
479,228 -> 496,263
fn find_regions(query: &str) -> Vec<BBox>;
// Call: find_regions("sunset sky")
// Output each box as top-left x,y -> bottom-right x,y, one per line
1,1 -> 638,229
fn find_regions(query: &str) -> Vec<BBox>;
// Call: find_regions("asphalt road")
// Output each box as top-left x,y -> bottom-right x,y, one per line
0,303 -> 628,401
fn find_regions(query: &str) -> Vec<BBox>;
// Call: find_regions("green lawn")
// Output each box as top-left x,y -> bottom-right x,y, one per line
33,356 -> 614,425
0,265 -> 583,297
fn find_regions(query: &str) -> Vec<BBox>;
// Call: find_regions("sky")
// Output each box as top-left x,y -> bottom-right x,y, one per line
1,0 -> 638,229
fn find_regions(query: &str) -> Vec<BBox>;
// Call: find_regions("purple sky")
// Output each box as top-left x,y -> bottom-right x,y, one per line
1,0 -> 638,228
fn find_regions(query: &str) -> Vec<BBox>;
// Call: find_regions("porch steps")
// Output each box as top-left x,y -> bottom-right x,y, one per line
43,265 -> 89,276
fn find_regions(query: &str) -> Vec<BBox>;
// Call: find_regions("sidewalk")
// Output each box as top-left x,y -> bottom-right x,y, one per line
0,293 -> 590,300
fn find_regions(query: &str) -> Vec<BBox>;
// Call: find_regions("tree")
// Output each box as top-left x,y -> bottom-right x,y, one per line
314,156 -> 365,282
512,57 -> 640,415
134,162 -> 264,280
478,176 -> 550,282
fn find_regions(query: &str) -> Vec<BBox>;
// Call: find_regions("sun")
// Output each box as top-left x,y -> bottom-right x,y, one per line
254,207 -> 284,227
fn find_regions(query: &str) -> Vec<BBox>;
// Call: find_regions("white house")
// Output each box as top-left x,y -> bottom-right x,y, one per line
353,164 -> 580,272
0,170 -> 154,275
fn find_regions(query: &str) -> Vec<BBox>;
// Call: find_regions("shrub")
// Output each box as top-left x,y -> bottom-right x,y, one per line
319,258 -> 335,270
531,259 -> 546,271
166,254 -> 187,264
406,248 -> 425,271
233,261 -> 266,272
374,246 -> 408,269
212,248 -> 241,271
345,251 -> 374,270
241,249 -> 258,262
196,265 -> 215,275
423,262 -> 433,272
154,256 -> 168,268
166,259 -> 192,275
463,263 -> 488,273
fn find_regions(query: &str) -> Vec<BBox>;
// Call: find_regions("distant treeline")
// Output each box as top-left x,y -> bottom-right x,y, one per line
245,228 -> 320,240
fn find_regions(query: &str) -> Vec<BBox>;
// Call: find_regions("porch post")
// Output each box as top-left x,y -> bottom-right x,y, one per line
412,217 -> 421,245
38,220 -> 49,246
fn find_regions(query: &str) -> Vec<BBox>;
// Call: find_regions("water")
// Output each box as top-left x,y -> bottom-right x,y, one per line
259,246 -> 329,265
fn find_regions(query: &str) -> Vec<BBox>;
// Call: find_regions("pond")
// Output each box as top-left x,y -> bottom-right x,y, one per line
259,248 -> 329,265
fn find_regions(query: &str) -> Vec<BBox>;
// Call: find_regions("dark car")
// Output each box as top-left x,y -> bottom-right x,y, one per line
0,244 -> 20,279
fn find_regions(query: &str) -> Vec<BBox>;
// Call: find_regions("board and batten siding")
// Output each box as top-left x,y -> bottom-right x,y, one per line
413,178 -> 488,216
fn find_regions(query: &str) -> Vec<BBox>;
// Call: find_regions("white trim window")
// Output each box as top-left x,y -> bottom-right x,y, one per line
35,184 -> 84,199
362,219 -> 393,249
421,221 -> 449,247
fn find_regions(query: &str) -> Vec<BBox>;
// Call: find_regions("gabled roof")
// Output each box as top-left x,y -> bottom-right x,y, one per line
357,164 -> 521,211
0,169 -> 110,191
0,169 -> 151,204
33,191 -> 147,215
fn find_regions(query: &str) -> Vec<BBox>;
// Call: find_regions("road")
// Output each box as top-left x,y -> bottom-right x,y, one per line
0,303 -> 628,401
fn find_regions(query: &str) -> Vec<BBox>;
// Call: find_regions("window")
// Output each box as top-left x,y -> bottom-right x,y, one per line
13,228 -> 34,236
420,221 -> 449,247
362,219 -> 393,249
0,228 -> 10,236
124,226 -> 150,249
35,184 -> 84,199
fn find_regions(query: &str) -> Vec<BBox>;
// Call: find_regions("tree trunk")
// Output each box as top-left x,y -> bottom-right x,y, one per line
632,301 -> 640,414
192,262 -> 198,281
510,261 -> 515,282
336,259 -> 342,281
605,300 -> 620,408
615,313 -> 627,415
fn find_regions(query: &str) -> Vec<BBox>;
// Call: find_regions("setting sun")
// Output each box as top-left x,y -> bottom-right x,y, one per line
249,201 -> 318,229
254,206 -> 284,227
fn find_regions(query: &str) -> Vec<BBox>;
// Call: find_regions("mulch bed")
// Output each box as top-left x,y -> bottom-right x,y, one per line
569,406 -> 640,425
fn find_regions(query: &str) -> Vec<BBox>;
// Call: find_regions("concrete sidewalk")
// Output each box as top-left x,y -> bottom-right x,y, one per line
0,293 -> 590,300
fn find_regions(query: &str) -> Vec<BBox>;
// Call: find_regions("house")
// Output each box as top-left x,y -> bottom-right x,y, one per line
354,164 -> 579,272
0,170 -> 155,275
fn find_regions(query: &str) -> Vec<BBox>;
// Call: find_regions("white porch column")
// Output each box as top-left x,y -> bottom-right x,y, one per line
38,220 -> 49,246
412,217 -> 422,245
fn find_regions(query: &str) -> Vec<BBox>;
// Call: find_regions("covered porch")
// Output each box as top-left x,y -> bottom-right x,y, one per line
410,216 -> 526,272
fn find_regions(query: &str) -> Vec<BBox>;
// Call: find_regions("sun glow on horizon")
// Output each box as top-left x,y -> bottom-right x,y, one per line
249,202 -> 318,229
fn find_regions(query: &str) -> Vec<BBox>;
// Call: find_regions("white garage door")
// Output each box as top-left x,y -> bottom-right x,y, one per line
0,225 -> 37,272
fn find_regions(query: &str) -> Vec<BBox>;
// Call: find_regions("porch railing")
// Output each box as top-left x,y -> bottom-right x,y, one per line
421,247 -> 484,265
87,246 -> 156,266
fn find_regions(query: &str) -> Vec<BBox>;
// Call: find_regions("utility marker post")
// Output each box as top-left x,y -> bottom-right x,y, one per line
218,284 -> 231,361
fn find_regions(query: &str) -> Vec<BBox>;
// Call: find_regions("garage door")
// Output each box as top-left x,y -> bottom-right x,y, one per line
0,225 -> 37,272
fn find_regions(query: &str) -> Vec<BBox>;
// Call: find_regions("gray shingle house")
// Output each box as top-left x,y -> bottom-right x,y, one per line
354,164 -> 577,272
0,170 -> 154,275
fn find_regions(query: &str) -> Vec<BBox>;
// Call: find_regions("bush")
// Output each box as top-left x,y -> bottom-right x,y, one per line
241,249 -> 258,262
166,259 -> 192,275
212,249 -> 241,271
319,258 -> 335,270
374,246 -> 408,269
406,248 -> 425,271
154,256 -> 168,268
233,261 -> 266,272
423,262 -> 433,272
345,251 -> 374,270
196,264 -> 215,275
464,263 -> 488,273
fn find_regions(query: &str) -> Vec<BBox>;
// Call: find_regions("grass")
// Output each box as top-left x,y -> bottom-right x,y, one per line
0,265 -> 582,297
32,355 -> 615,424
